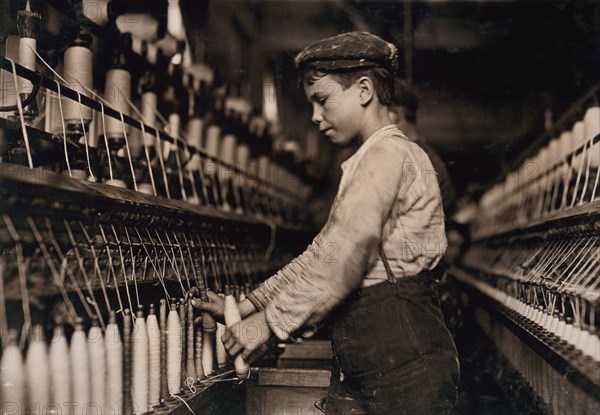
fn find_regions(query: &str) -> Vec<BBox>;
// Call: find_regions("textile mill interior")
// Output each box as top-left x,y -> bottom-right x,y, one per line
0,1 -> 599,414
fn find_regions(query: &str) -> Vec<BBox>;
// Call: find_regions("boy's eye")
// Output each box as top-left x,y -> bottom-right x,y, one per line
313,95 -> 328,105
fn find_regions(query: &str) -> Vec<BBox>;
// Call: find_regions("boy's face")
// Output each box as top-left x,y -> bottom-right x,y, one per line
303,74 -> 363,146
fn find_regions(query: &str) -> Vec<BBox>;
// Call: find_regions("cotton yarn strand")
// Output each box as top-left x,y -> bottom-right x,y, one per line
132,305 -> 149,414
146,304 -> 161,408
88,318 -> 106,414
25,325 -> 50,413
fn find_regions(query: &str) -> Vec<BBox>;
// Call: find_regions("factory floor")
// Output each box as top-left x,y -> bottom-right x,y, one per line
453,317 -> 543,415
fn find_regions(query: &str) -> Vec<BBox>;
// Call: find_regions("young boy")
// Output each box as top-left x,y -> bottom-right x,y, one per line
194,32 -> 459,414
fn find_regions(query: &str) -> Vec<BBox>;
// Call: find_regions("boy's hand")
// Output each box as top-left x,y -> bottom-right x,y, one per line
222,311 -> 273,360
190,290 -> 225,324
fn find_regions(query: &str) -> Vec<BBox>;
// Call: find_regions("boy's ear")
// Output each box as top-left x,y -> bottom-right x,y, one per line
357,76 -> 375,106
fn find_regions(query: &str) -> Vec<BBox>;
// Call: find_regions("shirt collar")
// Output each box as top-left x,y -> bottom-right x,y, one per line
341,124 -> 399,171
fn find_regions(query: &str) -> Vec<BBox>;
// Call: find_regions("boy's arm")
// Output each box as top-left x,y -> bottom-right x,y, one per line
263,139 -> 411,340
245,241 -> 323,311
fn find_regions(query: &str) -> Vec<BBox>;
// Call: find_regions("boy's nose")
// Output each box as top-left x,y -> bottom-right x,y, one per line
311,106 -> 323,124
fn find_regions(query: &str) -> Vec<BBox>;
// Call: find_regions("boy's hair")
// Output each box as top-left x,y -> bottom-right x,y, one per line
300,67 -> 394,106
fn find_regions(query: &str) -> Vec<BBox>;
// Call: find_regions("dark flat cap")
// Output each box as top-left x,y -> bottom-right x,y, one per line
295,32 -> 398,74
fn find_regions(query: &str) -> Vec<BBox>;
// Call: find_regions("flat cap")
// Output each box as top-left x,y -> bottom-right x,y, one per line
295,32 -> 398,74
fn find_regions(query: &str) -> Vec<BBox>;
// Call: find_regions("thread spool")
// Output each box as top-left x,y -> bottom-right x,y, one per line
1,329 -> 25,413
549,313 -> 559,335
167,300 -> 182,396
571,120 -> 586,173
194,276 -> 216,377
141,89 -> 158,149
167,0 -> 185,40
104,68 -> 131,140
201,330 -> 215,377
216,322 -> 228,370
570,324 -> 583,349
247,159 -> 258,178
145,41 -> 159,65
105,312 -> 123,413
186,300 -> 197,386
576,325 -> 591,354
71,318 -> 91,409
132,305 -> 149,414
17,10 -> 42,83
563,319 -> 576,346
123,309 -> 133,413
88,318 -> 106,414
138,183 -> 154,195
147,304 -> 161,408
220,133 -> 237,167
258,155 -> 271,182
204,124 -> 221,195
186,118 -> 203,171
16,6 -> 41,117
195,329 -> 205,381
165,113 -> 181,160
204,125 -> 220,158
583,105 -> 600,169
25,325 -> 50,413
82,0 -> 109,26
547,138 -> 562,211
63,34 -> 94,127
159,299 -> 169,405
1,35 -> 19,117
586,329 -> 600,362
236,143 -> 250,174
18,37 -> 36,86
556,315 -> 567,341
49,324 -> 71,410
116,13 -> 162,42
224,295 -> 250,380
179,298 -> 187,393
103,178 -> 128,188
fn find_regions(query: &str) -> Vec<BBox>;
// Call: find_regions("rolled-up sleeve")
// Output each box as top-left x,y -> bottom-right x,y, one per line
259,138 -> 409,340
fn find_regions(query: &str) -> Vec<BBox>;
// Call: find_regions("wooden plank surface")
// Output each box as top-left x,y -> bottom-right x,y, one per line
246,385 -> 327,415
258,368 -> 331,388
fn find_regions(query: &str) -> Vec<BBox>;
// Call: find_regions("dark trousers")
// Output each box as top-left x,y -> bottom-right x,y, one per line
325,270 -> 460,414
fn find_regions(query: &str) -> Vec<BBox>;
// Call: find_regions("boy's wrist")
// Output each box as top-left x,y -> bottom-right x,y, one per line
238,298 -> 257,318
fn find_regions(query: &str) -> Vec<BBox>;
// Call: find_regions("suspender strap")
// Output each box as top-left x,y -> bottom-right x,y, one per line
379,247 -> 397,284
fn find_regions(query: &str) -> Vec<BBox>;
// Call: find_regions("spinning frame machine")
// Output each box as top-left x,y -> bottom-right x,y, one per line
451,86 -> 600,414
0,1 -> 313,414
